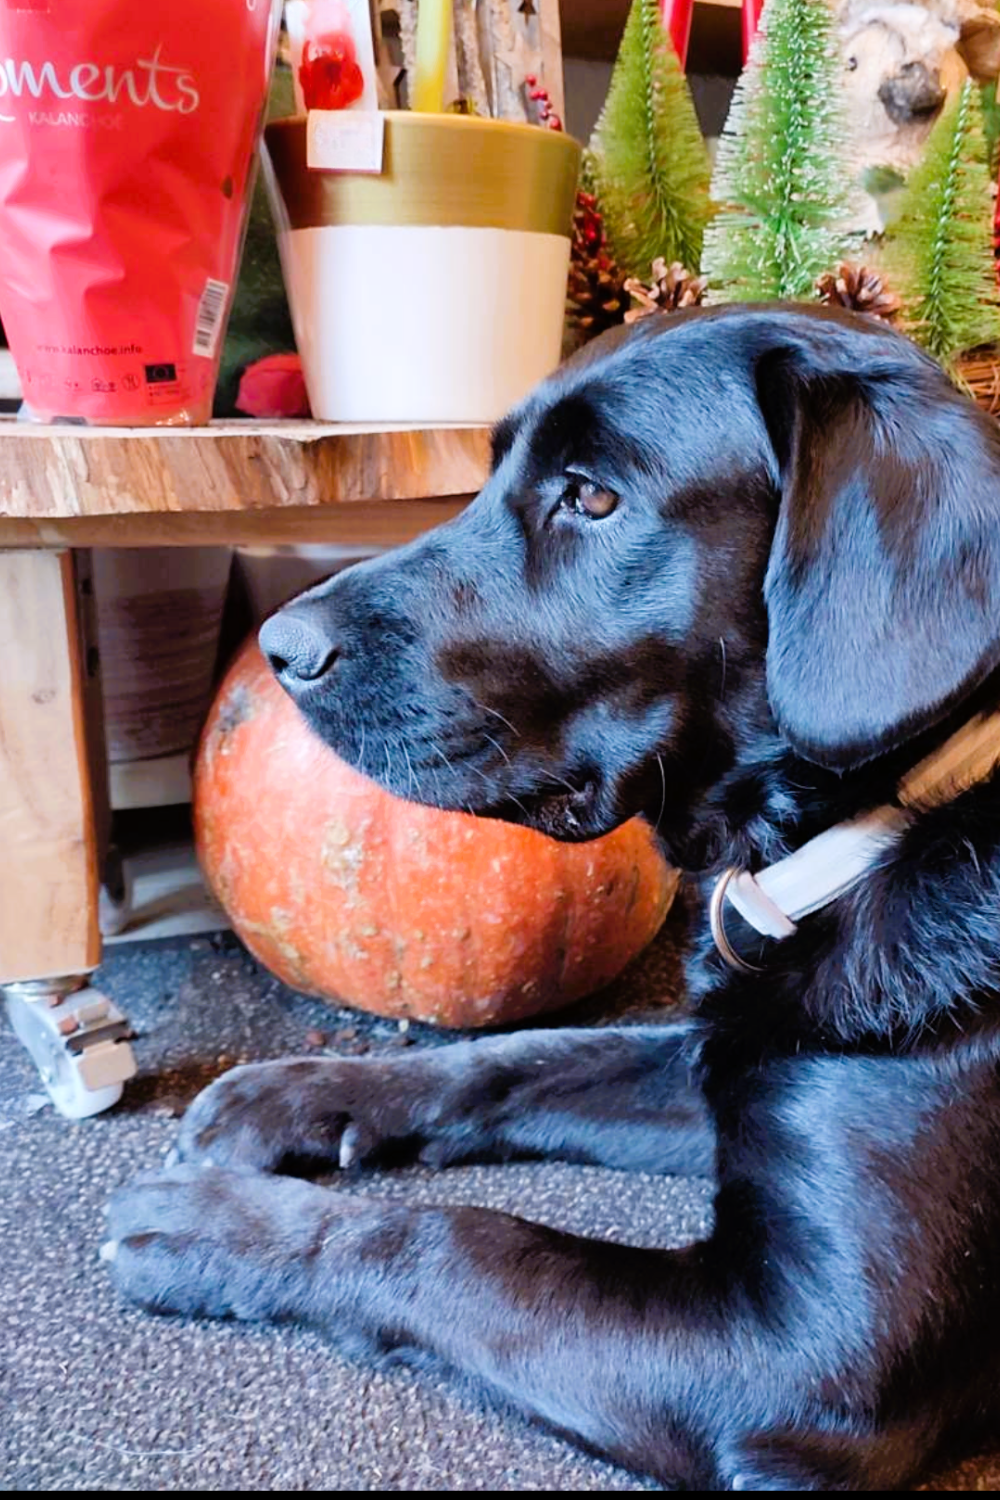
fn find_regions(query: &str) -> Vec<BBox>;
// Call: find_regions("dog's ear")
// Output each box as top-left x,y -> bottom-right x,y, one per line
957,10 -> 1000,80
758,340 -> 1000,770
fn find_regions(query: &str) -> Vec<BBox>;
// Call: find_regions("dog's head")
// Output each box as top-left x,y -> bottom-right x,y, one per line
260,306 -> 1000,869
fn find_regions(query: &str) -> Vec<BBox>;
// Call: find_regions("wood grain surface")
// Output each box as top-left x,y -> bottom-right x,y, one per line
0,421 -> 492,524
0,551 -> 101,984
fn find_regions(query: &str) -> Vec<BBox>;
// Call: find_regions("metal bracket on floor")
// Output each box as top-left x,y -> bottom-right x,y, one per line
3,976 -> 137,1119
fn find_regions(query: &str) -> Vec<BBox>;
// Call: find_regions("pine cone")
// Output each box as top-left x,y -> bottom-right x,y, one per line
624,259 -> 708,322
815,263 -> 901,321
566,191 -> 630,337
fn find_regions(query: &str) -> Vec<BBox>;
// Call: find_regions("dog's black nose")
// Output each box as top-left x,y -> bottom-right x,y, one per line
259,609 -> 339,686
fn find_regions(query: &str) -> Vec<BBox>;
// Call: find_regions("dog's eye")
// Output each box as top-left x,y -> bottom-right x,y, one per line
563,476 -> 619,520
846,55 -> 858,71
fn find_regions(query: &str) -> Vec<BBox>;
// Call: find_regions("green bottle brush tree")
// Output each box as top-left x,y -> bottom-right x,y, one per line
880,79 -> 1000,370
585,0 -> 712,282
701,0 -> 860,302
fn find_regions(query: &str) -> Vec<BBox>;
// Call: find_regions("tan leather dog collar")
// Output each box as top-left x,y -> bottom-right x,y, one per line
710,709 -> 1000,972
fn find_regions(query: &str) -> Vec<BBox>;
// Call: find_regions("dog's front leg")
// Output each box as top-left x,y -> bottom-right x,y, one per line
170,1022 -> 716,1178
112,1046 -> 963,1500
106,1163 -> 759,1490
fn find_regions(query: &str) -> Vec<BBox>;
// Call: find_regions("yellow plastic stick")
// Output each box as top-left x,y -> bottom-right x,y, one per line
412,0 -> 453,114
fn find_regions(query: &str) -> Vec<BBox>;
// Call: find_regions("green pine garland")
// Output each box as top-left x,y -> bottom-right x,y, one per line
587,0 -> 712,280
882,80 -> 1000,367
702,0 -> 859,302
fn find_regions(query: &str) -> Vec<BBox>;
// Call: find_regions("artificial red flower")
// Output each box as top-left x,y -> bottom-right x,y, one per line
299,33 -> 364,111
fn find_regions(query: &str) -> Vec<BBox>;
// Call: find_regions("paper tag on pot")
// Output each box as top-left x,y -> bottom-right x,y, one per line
306,110 -> 385,173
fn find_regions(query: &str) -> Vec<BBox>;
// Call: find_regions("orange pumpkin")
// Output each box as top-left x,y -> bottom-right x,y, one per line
194,641 -> 678,1027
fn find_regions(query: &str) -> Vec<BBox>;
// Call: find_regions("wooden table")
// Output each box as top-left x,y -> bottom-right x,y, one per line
0,420 -> 491,1112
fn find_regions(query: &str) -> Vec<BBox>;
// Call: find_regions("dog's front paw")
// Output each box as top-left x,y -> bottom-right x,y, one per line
171,1056 -> 420,1175
104,1164 -> 340,1321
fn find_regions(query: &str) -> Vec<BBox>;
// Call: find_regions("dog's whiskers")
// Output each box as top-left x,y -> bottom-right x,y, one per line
428,740 -> 456,776
656,754 -> 668,831
427,733 -> 533,821
482,733 -> 513,769
479,702 -> 520,738
400,740 -> 417,800
544,770 -> 586,796
465,759 -> 501,791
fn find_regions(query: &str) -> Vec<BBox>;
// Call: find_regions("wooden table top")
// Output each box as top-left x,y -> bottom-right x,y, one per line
0,420 -> 493,550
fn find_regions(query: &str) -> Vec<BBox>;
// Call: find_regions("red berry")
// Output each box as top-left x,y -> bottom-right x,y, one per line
299,32 -> 365,111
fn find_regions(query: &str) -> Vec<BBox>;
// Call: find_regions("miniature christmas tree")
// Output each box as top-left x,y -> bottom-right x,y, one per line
586,0 -> 712,281
701,0 -> 859,302
881,80 -> 1000,367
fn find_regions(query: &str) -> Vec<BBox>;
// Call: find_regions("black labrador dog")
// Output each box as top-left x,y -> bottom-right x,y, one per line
107,305 -> 1000,1490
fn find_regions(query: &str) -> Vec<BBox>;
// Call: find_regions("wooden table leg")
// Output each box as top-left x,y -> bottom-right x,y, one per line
0,550 -> 137,1117
0,549 -> 102,985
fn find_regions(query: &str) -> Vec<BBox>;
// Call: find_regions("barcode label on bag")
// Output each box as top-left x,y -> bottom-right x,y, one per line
192,278 -> 229,358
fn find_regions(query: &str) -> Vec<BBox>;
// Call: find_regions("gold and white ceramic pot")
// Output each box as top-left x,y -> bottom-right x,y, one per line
264,113 -> 581,423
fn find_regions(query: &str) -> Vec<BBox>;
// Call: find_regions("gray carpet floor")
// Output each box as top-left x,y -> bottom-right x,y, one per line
2,909 -> 999,1491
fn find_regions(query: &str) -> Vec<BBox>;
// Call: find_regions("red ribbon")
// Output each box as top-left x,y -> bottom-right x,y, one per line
660,0 -> 694,70
742,0 -> 765,62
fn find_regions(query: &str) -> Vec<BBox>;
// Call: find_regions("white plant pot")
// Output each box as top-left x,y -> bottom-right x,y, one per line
264,113 -> 581,424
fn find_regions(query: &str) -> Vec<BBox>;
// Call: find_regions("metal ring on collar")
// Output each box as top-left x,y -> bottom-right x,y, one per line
709,867 -> 764,974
